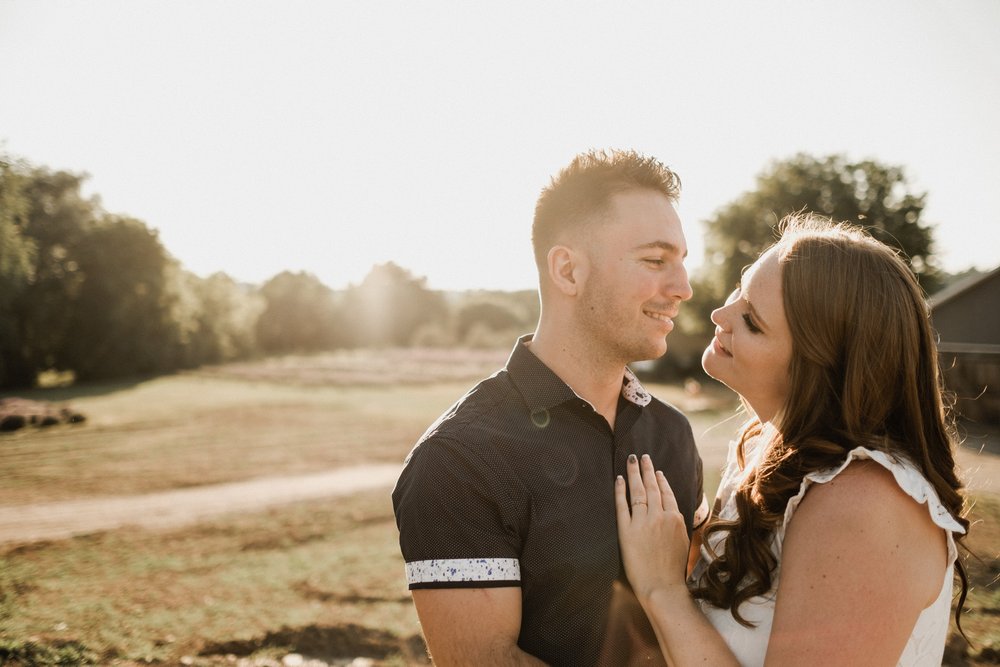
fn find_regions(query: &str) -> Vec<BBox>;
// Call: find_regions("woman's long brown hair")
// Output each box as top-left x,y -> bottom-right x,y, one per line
690,215 -> 970,631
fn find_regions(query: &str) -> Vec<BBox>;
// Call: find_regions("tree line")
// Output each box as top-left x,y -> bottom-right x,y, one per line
0,151 -> 944,389
0,155 -> 538,388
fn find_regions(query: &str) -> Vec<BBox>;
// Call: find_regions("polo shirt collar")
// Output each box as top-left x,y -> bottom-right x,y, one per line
622,366 -> 652,407
506,334 -> 653,412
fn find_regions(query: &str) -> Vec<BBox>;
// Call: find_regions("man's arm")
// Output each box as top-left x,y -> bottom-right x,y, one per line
412,587 -> 548,666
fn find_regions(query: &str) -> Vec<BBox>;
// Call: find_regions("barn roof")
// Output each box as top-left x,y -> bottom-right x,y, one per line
929,264 -> 1000,309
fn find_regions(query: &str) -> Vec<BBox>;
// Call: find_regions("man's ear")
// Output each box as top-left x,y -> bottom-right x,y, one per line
547,245 -> 585,297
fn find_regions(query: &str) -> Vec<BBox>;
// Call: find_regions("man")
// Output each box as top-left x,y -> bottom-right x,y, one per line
392,149 -> 709,665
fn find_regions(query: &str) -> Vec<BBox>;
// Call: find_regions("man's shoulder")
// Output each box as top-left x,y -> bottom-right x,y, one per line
643,392 -> 694,431
394,369 -> 525,505
416,368 -> 521,445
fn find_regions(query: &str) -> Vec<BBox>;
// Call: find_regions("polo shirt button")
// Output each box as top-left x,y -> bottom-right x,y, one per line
530,409 -> 550,428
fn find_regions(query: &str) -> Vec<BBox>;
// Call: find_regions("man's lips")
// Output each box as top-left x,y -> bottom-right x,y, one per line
643,309 -> 674,326
643,310 -> 677,334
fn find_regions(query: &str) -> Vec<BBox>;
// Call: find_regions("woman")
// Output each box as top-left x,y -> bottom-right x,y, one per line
616,215 -> 969,666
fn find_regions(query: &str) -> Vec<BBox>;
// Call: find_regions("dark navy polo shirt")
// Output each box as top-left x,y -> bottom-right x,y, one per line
392,336 -> 707,666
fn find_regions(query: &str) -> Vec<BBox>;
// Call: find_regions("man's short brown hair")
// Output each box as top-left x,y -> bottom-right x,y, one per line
531,149 -> 681,270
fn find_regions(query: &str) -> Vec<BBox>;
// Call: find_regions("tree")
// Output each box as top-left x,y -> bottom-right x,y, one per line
701,153 -> 941,299
163,266 -> 264,367
0,157 -> 38,387
659,153 -> 943,380
1,160 -> 209,384
342,262 -> 447,347
58,216 -> 181,380
454,302 -> 522,342
450,291 -> 539,347
5,166 -> 97,384
255,271 -> 340,353
1,155 -> 266,386
193,272 -> 263,362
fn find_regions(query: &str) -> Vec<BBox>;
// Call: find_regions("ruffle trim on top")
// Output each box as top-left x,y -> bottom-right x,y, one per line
776,446 -> 965,562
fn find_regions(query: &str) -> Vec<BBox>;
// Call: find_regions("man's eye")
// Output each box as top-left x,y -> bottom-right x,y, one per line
644,258 -> 664,265
742,313 -> 762,334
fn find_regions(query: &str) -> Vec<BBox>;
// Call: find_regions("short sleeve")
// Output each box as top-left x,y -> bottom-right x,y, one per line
691,443 -> 709,528
391,436 -> 524,590
674,414 -> 707,533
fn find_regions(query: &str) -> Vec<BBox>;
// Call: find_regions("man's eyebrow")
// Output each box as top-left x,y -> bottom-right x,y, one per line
632,240 -> 687,259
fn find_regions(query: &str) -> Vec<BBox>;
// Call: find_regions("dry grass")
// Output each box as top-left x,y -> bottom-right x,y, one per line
0,489 -> 424,666
193,348 -> 511,386
0,376 -> 475,506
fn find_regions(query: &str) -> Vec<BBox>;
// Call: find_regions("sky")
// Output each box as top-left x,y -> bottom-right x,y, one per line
1,0 -> 998,292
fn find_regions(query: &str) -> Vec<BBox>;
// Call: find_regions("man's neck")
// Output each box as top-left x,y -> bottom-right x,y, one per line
528,327 -> 626,429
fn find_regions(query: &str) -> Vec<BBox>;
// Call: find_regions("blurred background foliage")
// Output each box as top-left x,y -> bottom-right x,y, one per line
658,152 -> 948,379
0,151 -> 957,389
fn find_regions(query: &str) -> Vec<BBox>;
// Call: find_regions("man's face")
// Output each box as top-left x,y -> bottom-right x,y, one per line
576,189 -> 692,364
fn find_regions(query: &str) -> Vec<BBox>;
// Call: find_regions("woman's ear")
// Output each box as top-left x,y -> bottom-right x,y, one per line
547,244 -> 584,297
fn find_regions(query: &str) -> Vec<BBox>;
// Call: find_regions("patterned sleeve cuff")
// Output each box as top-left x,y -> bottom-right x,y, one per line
405,558 -> 521,589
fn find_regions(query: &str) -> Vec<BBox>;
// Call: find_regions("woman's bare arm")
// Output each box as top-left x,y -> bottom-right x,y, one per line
764,461 -> 947,666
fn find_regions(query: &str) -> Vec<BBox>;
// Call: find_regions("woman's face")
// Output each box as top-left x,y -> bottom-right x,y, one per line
701,248 -> 793,423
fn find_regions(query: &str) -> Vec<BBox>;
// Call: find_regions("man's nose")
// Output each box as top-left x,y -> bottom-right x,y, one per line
666,267 -> 693,302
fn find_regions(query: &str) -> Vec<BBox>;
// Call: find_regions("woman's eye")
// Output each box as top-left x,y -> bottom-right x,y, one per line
742,313 -> 762,334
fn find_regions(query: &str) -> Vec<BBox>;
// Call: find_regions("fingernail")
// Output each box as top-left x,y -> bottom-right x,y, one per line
642,454 -> 651,462
616,475 -> 624,483
628,454 -> 637,463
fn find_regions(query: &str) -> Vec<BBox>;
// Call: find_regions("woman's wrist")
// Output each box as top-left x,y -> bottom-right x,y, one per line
637,582 -> 693,611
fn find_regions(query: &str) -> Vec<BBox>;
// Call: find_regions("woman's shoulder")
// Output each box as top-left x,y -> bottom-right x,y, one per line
795,458 -> 937,532
781,446 -> 965,538
780,452 -> 951,605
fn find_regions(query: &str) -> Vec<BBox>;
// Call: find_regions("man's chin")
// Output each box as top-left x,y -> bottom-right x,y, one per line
633,340 -> 668,363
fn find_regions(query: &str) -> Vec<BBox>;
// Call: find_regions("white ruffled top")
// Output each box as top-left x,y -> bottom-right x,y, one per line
692,441 -> 965,667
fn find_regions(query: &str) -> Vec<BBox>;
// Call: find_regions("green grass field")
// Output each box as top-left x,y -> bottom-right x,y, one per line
0,351 -> 997,665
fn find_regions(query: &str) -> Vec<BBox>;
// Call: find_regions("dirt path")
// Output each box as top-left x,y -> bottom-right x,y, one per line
0,463 -> 402,546
1,443 -> 996,549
